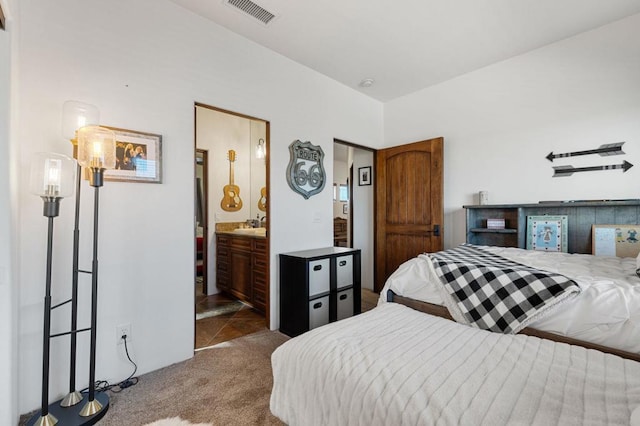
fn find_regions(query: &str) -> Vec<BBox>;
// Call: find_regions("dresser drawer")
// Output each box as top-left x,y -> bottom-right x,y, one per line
336,255 -> 353,289
308,259 -> 330,297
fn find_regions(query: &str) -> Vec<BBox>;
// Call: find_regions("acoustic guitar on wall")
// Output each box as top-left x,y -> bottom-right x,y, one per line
221,149 -> 242,212
258,186 -> 267,212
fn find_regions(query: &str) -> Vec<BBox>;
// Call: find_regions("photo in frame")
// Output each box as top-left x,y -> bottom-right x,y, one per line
526,215 -> 568,252
592,224 -> 640,258
104,126 -> 162,183
358,166 -> 372,186
343,204 -> 348,214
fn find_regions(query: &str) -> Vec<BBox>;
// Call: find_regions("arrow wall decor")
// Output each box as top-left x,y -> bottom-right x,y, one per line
553,160 -> 634,177
546,142 -> 625,162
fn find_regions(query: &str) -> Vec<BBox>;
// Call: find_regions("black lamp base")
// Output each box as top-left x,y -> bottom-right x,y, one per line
26,392 -> 109,426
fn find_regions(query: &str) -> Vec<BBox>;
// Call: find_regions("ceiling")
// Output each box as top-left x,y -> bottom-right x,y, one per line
169,0 -> 640,102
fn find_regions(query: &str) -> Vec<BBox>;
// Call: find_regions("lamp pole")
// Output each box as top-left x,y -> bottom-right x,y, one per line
36,198 -> 60,426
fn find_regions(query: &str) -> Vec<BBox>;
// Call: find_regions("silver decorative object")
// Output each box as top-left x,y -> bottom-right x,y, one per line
286,140 -> 326,199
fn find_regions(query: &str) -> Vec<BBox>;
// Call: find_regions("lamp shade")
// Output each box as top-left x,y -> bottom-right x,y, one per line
29,152 -> 77,198
77,126 -> 116,169
62,101 -> 100,140
256,138 -> 265,159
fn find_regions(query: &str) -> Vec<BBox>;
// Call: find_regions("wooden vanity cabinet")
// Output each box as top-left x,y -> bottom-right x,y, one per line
216,233 -> 267,314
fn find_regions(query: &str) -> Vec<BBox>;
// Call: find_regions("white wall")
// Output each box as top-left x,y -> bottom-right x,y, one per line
352,150 -> 375,290
0,0 -> 18,423
14,0 -> 383,414
385,13 -> 640,249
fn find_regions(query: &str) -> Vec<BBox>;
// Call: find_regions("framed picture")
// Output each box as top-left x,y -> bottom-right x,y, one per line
104,126 -> 162,183
526,215 -> 568,252
358,166 -> 372,186
592,224 -> 640,258
343,204 -> 348,214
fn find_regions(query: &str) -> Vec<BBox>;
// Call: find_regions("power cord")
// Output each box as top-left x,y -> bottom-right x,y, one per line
81,334 -> 139,394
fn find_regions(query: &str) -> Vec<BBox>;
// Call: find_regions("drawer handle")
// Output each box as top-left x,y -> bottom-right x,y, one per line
339,260 -> 347,266
339,294 -> 348,301
313,302 -> 323,309
313,265 -> 322,271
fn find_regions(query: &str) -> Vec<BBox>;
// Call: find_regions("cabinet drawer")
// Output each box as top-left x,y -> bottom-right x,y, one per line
309,259 -> 330,297
252,254 -> 268,270
217,246 -> 229,257
252,238 -> 267,253
309,296 -> 329,330
231,237 -> 252,251
216,259 -> 229,272
336,255 -> 353,289
253,274 -> 266,292
336,288 -> 354,321
217,235 -> 230,246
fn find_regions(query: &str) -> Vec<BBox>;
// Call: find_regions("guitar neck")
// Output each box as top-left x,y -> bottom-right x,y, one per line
229,160 -> 234,185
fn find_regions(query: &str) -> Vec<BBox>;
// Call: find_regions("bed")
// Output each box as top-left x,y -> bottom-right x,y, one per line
380,244 -> 640,360
271,245 -> 640,425
271,303 -> 640,425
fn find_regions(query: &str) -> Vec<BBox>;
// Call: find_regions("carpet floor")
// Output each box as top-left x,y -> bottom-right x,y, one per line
102,330 -> 289,426
21,330 -> 289,426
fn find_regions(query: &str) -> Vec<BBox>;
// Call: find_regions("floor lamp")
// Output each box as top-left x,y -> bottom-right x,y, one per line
76,125 -> 116,418
29,153 -> 77,426
60,101 -> 100,409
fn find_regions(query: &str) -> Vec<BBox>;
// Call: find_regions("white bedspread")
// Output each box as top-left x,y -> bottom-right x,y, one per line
271,303 -> 640,426
380,246 -> 640,354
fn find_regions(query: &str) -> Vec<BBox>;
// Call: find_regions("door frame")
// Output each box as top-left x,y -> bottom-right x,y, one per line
194,102 -> 271,330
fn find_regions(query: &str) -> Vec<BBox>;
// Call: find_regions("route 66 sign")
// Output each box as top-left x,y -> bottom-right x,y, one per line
286,140 -> 326,199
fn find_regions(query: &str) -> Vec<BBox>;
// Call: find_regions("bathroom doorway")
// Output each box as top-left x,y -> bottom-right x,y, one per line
194,103 -> 270,350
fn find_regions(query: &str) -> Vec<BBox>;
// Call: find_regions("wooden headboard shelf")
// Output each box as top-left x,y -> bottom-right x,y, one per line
464,200 -> 640,254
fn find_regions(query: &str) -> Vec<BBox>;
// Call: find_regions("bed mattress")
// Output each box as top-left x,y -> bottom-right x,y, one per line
270,303 -> 640,426
379,246 -> 640,354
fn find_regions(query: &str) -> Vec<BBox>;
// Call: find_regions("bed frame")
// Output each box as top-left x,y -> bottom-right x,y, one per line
387,290 -> 640,363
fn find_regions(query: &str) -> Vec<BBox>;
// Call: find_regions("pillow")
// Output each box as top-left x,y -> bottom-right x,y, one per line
637,252 -> 640,277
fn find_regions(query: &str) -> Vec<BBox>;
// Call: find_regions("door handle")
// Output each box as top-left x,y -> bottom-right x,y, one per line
425,224 -> 440,236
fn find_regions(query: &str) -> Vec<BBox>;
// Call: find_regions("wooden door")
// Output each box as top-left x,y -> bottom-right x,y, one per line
374,138 -> 443,292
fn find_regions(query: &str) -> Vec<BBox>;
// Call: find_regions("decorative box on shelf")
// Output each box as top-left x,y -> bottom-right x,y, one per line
486,218 -> 506,229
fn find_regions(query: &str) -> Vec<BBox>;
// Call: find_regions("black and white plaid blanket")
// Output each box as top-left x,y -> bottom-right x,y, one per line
430,245 -> 581,334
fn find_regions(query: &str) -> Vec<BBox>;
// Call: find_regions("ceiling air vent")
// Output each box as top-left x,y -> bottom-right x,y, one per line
225,0 -> 276,25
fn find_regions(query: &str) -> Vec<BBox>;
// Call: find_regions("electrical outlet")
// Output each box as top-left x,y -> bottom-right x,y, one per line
117,323 -> 131,345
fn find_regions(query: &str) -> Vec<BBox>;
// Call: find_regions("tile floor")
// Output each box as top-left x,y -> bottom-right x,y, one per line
194,283 -> 381,350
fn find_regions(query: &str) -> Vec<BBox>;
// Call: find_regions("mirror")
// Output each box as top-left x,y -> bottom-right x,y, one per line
195,106 -> 267,224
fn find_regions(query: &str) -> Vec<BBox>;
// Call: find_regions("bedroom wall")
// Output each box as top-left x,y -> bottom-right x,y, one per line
0,0 -> 18,423
385,13 -> 640,249
352,149 -> 375,290
14,0 -> 383,414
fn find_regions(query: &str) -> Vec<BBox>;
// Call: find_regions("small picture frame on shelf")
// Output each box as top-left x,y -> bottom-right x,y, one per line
526,215 -> 568,252
592,224 -> 640,258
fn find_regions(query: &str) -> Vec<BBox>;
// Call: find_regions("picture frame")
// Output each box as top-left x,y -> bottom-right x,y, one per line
592,224 -> 640,258
526,215 -> 568,252
343,204 -> 348,214
358,166 -> 372,186
104,126 -> 162,183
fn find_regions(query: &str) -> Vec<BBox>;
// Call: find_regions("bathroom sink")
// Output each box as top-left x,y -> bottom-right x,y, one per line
233,227 -> 267,236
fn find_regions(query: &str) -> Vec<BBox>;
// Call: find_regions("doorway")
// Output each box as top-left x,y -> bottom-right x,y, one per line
194,103 -> 270,350
333,139 -> 375,294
